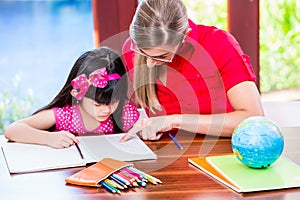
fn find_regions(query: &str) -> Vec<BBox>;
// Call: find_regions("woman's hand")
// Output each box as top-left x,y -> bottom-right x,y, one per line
121,115 -> 178,142
46,131 -> 79,149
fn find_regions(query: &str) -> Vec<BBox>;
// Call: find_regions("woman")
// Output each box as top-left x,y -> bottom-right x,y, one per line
121,0 -> 263,141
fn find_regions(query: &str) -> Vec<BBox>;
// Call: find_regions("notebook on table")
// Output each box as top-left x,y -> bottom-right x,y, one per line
1,133 -> 157,174
188,154 -> 300,193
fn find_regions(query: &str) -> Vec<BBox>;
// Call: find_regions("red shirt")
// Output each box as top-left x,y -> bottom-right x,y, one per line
122,20 -> 256,117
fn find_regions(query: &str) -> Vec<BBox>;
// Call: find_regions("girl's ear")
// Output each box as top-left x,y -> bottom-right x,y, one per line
70,89 -> 77,97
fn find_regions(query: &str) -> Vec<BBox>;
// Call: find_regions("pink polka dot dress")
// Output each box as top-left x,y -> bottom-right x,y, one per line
52,100 -> 139,134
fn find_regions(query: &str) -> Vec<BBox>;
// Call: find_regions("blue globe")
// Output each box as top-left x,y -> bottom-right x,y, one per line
232,116 -> 284,168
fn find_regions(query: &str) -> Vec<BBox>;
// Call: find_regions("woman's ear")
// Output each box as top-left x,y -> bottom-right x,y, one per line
185,27 -> 192,35
182,28 -> 192,43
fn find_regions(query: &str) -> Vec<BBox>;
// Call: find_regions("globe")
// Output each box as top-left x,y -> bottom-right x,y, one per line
231,116 -> 284,168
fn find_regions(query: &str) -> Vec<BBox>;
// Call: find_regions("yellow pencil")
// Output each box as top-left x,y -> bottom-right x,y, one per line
105,178 -> 124,190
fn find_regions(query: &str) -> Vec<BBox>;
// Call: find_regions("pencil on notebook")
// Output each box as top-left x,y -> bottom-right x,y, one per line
74,143 -> 84,159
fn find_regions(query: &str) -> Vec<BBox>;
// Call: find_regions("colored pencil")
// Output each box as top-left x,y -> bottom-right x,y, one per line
100,181 -> 120,194
128,167 -> 162,184
105,178 -> 125,190
115,172 -> 137,186
123,167 -> 144,181
169,133 -> 183,150
137,180 -> 147,187
111,173 -> 131,186
109,175 -> 128,189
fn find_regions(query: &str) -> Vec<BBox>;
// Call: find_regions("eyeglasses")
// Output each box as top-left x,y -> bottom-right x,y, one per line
130,40 -> 179,63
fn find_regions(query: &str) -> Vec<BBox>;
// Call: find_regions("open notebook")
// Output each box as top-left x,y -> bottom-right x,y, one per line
188,154 -> 300,193
1,133 -> 157,174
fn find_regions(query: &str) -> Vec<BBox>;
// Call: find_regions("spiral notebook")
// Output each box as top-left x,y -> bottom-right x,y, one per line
1,133 -> 157,174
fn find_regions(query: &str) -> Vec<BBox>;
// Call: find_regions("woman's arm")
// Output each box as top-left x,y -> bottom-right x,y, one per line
172,81 -> 264,137
4,109 -> 78,148
121,81 -> 264,141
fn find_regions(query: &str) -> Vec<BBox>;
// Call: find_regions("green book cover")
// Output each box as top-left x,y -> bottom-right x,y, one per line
206,154 -> 300,193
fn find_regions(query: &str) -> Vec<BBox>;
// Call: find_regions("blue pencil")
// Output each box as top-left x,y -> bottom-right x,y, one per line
169,133 -> 183,150
100,181 -> 120,194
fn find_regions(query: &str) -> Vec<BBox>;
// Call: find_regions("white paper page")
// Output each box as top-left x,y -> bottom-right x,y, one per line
1,143 -> 85,173
78,133 -> 157,163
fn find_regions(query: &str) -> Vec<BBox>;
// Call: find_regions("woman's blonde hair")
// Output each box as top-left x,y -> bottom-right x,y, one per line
130,0 -> 188,113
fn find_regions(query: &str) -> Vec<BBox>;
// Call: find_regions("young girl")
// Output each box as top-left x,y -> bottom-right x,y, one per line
4,46 -> 139,148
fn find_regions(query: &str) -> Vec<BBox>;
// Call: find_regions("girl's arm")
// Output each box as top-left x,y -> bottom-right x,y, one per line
121,81 -> 264,141
4,109 -> 78,148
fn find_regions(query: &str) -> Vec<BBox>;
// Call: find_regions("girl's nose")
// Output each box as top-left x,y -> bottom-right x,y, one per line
146,58 -> 158,68
98,105 -> 111,113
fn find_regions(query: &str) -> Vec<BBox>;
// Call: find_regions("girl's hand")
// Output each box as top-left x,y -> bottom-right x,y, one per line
121,116 -> 176,142
46,131 -> 79,149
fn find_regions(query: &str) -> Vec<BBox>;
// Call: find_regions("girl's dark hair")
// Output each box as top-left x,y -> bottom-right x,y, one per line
35,46 -> 128,132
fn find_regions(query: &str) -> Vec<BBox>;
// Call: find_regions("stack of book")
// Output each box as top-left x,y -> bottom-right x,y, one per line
188,154 -> 300,193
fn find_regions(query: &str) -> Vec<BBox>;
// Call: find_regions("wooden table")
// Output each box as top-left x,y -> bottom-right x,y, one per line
1,127 -> 300,200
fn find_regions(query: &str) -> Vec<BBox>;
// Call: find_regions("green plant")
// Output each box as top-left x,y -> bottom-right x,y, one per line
260,0 -> 300,92
183,0 -> 227,30
183,0 -> 300,93
0,75 -> 37,134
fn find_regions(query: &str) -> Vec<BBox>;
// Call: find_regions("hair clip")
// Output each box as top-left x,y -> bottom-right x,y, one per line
71,68 -> 121,100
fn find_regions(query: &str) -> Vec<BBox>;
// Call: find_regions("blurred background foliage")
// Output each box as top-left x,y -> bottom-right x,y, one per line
260,0 -> 300,92
1,0 -> 299,134
183,0 -> 300,92
0,75 -> 37,134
